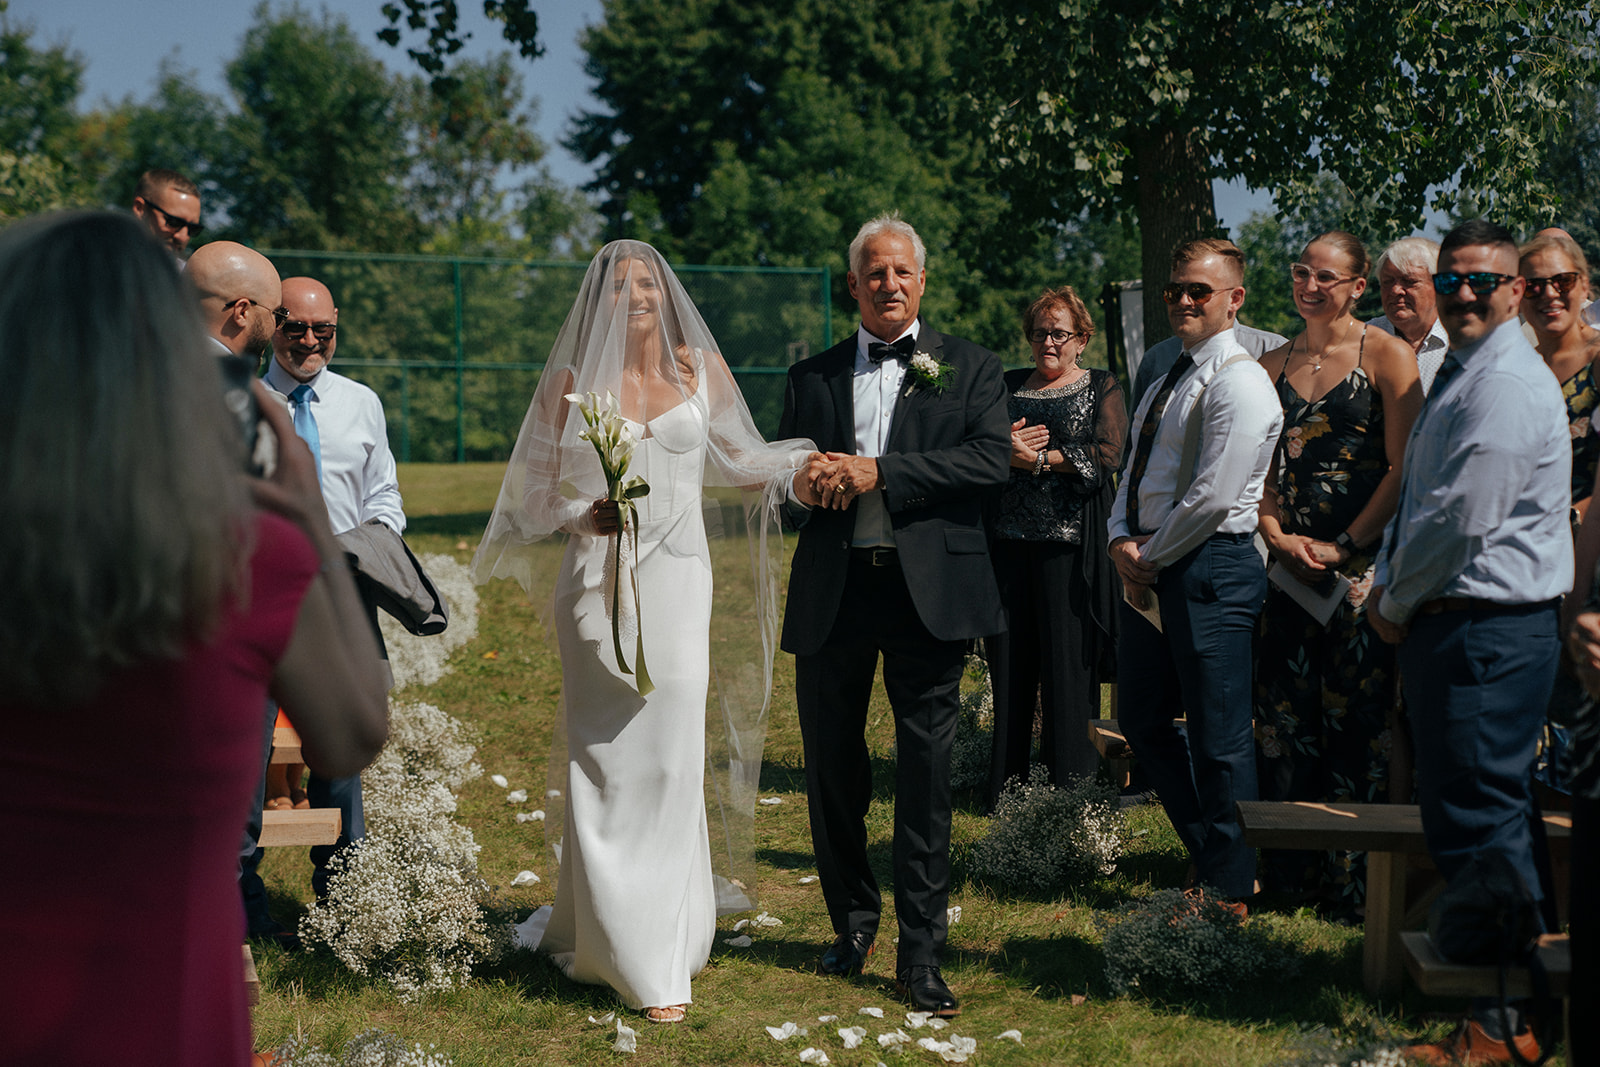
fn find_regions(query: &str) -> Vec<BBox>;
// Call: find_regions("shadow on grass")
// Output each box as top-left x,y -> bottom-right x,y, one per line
407,511 -> 494,538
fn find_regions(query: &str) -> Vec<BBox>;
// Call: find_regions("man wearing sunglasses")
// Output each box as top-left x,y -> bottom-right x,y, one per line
1368,220 -> 1570,1065
130,169 -> 203,259
258,276 -> 406,910
1108,238 -> 1283,914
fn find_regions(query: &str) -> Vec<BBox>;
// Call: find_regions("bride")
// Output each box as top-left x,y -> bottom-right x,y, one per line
473,241 -> 816,1022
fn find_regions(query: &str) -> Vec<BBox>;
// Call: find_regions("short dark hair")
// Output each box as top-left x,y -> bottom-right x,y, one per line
1439,219 -> 1516,258
135,169 -> 199,202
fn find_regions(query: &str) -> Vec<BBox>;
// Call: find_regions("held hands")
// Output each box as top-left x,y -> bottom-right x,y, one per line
795,451 -> 881,510
1010,417 -> 1050,470
1109,535 -> 1158,595
1270,532 -> 1346,584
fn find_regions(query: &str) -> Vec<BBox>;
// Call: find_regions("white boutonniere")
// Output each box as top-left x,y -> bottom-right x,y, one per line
905,352 -> 955,396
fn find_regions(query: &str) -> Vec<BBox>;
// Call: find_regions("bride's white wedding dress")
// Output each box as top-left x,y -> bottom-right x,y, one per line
530,383 -> 717,1010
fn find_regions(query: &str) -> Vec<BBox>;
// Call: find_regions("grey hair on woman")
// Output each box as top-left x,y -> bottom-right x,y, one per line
0,211 -> 253,706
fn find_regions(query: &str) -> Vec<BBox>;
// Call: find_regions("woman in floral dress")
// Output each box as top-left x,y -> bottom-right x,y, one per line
1253,232 -> 1423,916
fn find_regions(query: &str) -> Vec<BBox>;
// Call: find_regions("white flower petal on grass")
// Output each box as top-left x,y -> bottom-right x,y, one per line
878,1029 -> 911,1047
838,1026 -> 867,1048
905,1012 -> 933,1029
547,789 -> 562,799
798,1049 -> 830,1065
759,796 -> 783,806
506,789 -> 528,803
510,870 -> 540,887
732,918 -> 750,931
817,1015 -> 838,1023
946,905 -> 961,925
724,934 -> 753,947
928,1017 -> 949,1030
995,1029 -> 1023,1044
857,1006 -> 884,1018
613,1020 -> 636,1053
950,1036 -> 977,1056
752,911 -> 783,927
766,1022 -> 804,1041
588,1012 -> 616,1025
917,1037 -> 970,1062
490,774 -> 509,788
798,876 -> 818,884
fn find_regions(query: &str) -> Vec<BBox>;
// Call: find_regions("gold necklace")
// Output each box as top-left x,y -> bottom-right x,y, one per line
1302,317 -> 1357,371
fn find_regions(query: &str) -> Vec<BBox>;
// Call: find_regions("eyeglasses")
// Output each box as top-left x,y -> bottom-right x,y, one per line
216,295 -> 289,327
1432,272 -> 1517,296
1290,264 -> 1359,287
280,320 -> 338,341
1523,272 -> 1583,298
1028,328 -> 1086,344
139,199 -> 203,236
1161,282 -> 1234,305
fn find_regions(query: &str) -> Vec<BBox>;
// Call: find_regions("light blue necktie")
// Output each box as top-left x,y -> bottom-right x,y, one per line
290,383 -> 323,483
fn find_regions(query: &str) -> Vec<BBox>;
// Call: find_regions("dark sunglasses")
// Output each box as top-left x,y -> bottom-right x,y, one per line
1523,272 -> 1583,298
225,297 -> 289,327
141,199 -> 203,236
1161,282 -> 1234,305
1432,272 -> 1517,296
280,320 -> 338,341
1028,328 -> 1086,344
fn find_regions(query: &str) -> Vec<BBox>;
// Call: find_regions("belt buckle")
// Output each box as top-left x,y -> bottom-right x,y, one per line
868,547 -> 894,567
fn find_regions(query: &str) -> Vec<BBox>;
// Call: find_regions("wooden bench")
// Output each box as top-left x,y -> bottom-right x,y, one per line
1400,931 -> 1570,998
268,725 -> 301,765
1088,719 -> 1134,788
1236,801 -> 1572,996
258,807 -> 341,848
243,943 -> 261,1006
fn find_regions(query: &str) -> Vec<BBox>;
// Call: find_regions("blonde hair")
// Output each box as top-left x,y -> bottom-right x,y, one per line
1171,237 -> 1245,284
0,212 -> 253,706
1519,231 -> 1593,286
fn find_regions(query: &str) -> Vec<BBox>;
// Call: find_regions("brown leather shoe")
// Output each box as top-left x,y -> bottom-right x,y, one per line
1404,1019 -> 1540,1065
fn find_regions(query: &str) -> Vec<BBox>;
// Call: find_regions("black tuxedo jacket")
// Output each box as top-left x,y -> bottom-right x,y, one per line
778,321 -> 1010,656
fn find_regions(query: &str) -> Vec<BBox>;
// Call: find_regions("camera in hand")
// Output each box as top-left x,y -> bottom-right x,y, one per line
218,354 -> 267,477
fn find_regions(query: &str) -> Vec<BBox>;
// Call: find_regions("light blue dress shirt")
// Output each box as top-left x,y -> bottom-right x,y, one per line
1374,318 -> 1573,623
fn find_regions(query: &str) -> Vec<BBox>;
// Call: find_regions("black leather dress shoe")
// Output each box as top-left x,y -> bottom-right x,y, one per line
818,931 -> 875,976
896,965 -> 959,1017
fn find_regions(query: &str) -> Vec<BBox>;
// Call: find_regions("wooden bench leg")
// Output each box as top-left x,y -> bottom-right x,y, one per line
1364,850 -> 1408,996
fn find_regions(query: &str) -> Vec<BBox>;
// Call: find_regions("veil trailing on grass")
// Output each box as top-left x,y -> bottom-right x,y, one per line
472,240 -> 815,914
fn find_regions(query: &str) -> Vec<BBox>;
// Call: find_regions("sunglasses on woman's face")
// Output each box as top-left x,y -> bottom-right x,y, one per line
1523,272 -> 1582,298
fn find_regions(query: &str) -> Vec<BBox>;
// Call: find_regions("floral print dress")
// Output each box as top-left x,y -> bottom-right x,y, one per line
1254,334 -> 1396,915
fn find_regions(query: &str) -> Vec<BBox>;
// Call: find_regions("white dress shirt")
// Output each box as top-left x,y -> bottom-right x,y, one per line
1374,318 -> 1572,622
1369,313 -> 1450,395
1108,328 -> 1284,568
264,361 -> 405,536
850,322 -> 915,547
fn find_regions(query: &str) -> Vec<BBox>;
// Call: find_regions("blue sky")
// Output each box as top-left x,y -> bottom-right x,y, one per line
12,0 -> 1278,232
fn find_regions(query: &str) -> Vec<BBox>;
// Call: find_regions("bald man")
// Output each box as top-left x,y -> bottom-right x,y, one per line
263,276 -> 404,902
187,241 -> 284,362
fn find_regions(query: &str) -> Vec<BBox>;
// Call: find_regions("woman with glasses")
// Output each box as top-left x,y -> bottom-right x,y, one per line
1252,231 -> 1423,918
982,286 -> 1126,809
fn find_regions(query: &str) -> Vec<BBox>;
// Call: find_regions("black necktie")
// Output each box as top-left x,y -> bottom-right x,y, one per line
1124,351 -> 1194,537
867,335 -> 916,364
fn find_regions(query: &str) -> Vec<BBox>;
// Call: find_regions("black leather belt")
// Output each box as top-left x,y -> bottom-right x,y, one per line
850,546 -> 898,567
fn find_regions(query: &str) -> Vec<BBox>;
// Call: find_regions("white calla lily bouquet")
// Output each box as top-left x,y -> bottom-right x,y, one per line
566,390 -> 654,695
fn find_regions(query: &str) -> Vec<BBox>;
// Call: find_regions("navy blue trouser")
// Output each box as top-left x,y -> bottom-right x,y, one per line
1117,533 -> 1265,898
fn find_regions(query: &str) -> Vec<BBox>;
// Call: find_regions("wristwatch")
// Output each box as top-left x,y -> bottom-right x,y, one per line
1335,531 -> 1357,554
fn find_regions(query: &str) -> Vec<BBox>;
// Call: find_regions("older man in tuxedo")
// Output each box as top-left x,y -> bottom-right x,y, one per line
779,213 -> 1009,1017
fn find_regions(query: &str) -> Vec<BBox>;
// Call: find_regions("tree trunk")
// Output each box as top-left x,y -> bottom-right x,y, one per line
1132,125 -> 1218,348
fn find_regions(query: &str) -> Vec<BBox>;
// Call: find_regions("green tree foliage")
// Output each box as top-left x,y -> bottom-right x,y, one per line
963,0 -> 1599,343
563,0 -> 1085,355
220,5 -> 423,251
87,62 -> 227,213
1535,85 -> 1600,267
377,0 -> 542,87
0,2 -> 85,218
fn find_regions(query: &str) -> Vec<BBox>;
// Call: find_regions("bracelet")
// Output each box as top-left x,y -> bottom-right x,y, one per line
1032,450 -> 1046,477
1335,531 -> 1356,553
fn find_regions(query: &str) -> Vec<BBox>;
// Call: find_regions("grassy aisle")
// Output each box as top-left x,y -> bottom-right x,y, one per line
248,463 -> 1498,1066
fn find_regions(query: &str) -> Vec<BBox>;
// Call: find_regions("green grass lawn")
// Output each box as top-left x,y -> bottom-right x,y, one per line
248,463 -> 1518,1065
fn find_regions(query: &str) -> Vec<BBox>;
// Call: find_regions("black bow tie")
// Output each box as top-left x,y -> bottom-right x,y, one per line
867,335 -> 916,364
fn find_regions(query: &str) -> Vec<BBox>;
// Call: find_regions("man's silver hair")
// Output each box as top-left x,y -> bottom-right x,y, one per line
848,212 -> 927,276
1376,236 -> 1440,280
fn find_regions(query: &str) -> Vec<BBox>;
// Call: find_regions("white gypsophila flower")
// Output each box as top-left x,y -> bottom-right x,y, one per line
372,700 -> 482,794
270,1029 -> 455,1067
947,655 -> 994,792
971,764 -> 1124,894
380,555 -> 480,690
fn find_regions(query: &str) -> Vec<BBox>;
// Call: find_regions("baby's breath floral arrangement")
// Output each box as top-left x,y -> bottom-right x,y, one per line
969,764 -> 1123,894
1274,1022 -> 1406,1067
300,701 -> 512,1001
269,1028 -> 455,1066
1097,887 -> 1298,998
379,554 -> 479,691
